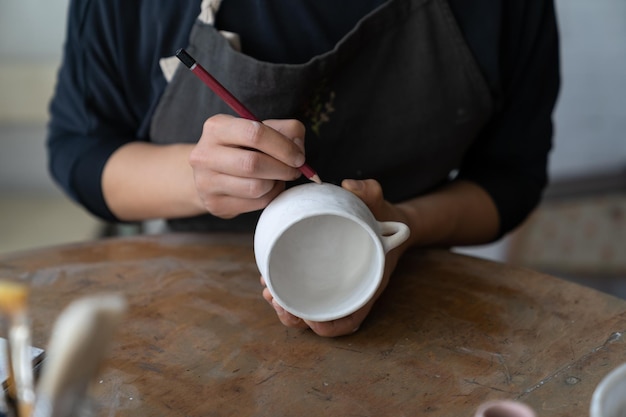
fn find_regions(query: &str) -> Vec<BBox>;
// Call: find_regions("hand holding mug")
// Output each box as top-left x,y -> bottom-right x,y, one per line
256,179 -> 410,337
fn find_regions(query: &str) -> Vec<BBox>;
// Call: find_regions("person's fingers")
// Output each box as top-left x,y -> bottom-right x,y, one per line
188,115 -> 309,219
261,279 -> 309,329
262,286 -> 272,303
263,119 -> 306,146
203,115 -> 305,168
196,146 -> 301,181
263,290 -> 308,329
292,137 -> 305,154
196,171 -> 281,200
342,178 -> 385,212
197,181 -> 285,218
305,312 -> 364,338
272,300 -> 308,328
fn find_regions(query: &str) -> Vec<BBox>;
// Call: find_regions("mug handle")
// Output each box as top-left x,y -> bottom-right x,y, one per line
378,221 -> 410,253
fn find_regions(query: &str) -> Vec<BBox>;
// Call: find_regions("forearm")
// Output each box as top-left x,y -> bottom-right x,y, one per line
102,142 -> 204,221
396,180 -> 500,249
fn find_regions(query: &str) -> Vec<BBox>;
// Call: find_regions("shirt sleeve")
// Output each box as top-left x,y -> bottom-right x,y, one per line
46,0 -> 198,222
47,0 -> 128,221
456,0 -> 560,237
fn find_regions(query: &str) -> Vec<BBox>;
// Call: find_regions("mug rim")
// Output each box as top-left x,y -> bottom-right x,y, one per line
264,210 -> 385,322
590,362 -> 626,417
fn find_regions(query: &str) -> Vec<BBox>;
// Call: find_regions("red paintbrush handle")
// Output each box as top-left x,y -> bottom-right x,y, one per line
190,65 -> 259,121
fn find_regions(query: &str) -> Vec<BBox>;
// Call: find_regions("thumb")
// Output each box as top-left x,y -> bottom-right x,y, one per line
341,179 -> 385,217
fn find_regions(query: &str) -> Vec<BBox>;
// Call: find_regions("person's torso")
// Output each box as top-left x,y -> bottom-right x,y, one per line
149,0 -> 493,231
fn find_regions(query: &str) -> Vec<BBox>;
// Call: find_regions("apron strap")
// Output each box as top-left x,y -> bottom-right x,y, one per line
160,0 -> 239,83
199,0 -> 222,25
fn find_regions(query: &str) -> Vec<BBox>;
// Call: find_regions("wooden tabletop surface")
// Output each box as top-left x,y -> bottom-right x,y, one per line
0,233 -> 625,417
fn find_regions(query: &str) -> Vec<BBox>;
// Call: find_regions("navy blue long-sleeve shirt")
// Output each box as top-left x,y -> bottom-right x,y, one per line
47,0 -> 560,235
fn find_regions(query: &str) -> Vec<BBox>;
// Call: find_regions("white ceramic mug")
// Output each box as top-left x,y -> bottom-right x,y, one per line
254,183 -> 410,322
591,362 -> 626,417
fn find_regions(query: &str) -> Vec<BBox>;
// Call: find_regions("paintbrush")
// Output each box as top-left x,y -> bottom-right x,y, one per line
32,294 -> 126,417
175,48 -> 322,185
0,281 -> 35,417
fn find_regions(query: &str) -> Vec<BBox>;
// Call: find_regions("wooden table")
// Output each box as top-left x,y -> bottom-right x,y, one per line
0,233 -> 625,416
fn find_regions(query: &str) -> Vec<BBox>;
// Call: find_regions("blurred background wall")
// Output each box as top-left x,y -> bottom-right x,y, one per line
0,0 -> 624,294
0,0 -> 102,253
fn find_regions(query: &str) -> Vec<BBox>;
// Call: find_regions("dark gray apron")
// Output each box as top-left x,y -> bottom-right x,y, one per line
150,0 -> 493,232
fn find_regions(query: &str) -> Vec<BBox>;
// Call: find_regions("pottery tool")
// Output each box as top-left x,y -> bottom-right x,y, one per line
0,338 -> 44,417
33,294 -> 126,417
0,338 -> 44,386
175,48 -> 322,184
0,281 -> 36,417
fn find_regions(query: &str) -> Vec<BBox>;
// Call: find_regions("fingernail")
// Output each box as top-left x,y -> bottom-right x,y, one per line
294,153 -> 305,168
294,137 -> 305,152
343,179 -> 364,191
272,300 -> 285,315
